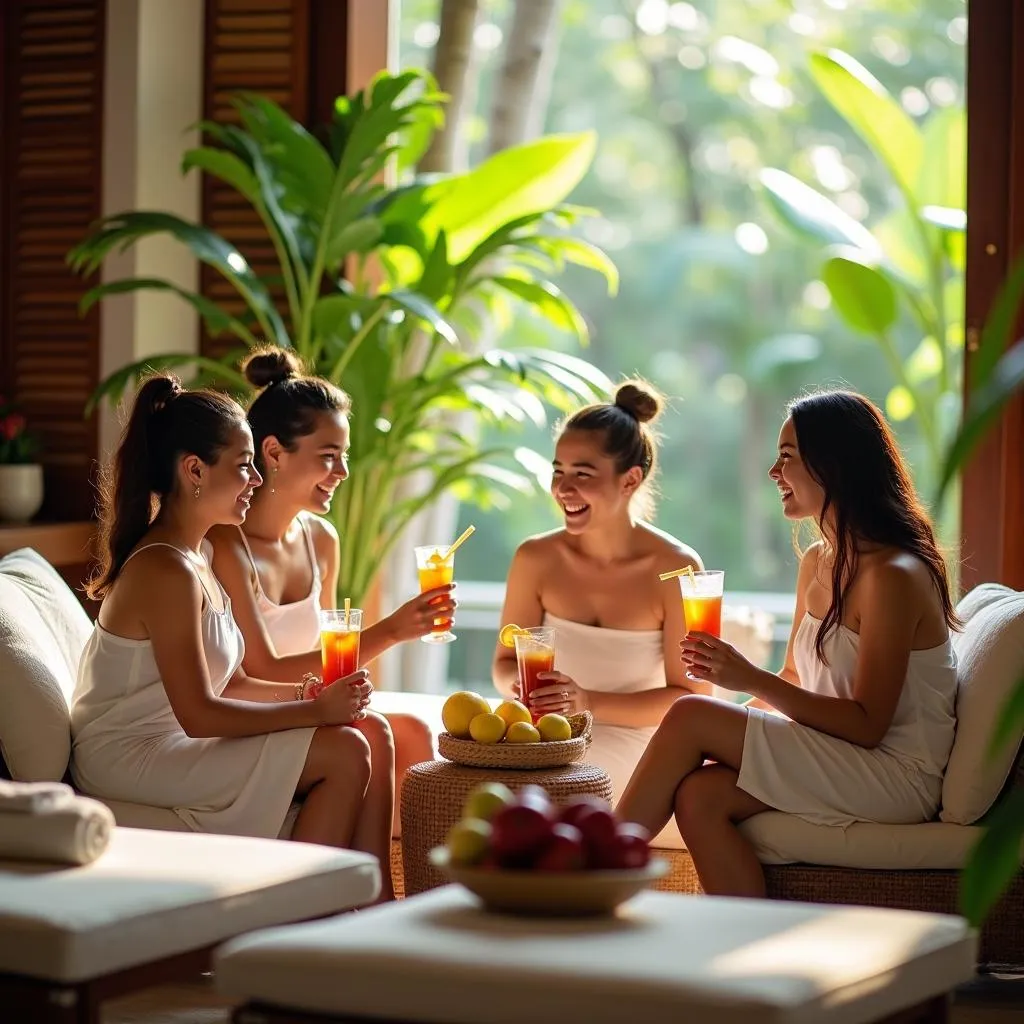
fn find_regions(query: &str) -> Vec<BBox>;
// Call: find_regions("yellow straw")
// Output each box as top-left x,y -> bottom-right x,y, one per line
659,565 -> 698,583
443,524 -> 476,560
343,597 -> 351,628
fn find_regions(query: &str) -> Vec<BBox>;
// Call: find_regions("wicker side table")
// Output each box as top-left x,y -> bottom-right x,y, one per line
400,759 -> 613,896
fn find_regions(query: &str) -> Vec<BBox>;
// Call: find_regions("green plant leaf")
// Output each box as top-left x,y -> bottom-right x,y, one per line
384,290 -> 458,345
79,277 -> 258,346
821,253 -> 898,334
181,147 -> 259,202
759,169 -> 881,254
809,50 -> 923,200
421,132 -> 598,263
905,336 -> 943,384
918,106 -> 966,210
85,353 -> 249,416
324,217 -> 383,271
959,787 -> 1024,927
531,235 -> 619,295
489,276 -> 588,343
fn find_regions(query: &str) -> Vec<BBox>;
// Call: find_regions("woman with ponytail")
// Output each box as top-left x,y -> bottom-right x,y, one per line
493,380 -> 706,844
206,348 -> 457,829
71,377 -> 397,900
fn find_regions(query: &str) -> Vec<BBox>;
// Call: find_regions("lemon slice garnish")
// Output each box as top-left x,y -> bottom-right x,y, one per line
427,549 -> 445,567
498,623 -> 529,648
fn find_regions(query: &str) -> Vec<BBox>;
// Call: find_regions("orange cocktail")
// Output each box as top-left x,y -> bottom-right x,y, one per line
319,608 -> 363,686
678,570 -> 725,637
513,627 -> 556,722
414,545 -> 456,644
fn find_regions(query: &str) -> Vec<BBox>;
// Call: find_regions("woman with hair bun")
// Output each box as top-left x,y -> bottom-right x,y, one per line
72,377 -> 397,899
493,380 -> 707,837
206,347 -> 456,832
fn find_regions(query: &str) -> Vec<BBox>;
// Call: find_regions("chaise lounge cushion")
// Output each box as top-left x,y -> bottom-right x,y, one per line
941,583 -> 1024,824
0,826 -> 379,983
0,548 -> 92,781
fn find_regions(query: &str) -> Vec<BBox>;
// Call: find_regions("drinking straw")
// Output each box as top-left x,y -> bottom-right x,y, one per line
443,524 -> 476,560
658,565 -> 698,583
344,597 -> 351,628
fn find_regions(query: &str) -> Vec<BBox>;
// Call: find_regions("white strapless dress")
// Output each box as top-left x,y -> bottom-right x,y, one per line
543,612 -> 684,848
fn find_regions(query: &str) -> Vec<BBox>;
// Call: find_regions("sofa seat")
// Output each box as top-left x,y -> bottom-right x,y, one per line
741,811 -> 993,870
100,797 -> 302,837
0,826 -> 378,984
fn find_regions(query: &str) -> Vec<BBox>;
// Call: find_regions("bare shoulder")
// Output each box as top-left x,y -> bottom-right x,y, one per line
860,549 -> 933,601
515,529 -> 564,565
206,524 -> 246,561
117,545 -> 203,607
637,522 -> 702,574
305,512 -> 339,556
797,540 -> 824,576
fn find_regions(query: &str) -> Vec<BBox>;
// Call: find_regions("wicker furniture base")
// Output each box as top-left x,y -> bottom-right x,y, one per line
653,846 -> 1024,972
399,759 -> 613,896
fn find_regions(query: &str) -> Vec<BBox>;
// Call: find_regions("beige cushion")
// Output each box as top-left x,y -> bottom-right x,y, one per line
740,810 -> 993,869
102,798 -> 301,839
941,583 -> 1024,824
215,886 -> 975,1024
0,549 -> 91,781
0,826 -> 378,982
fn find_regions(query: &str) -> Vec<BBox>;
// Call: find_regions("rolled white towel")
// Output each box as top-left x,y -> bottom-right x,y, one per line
0,779 -> 75,813
0,796 -> 114,865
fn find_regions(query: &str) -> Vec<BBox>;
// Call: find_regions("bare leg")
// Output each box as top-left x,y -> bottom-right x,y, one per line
351,712 -> 396,902
291,726 -> 371,847
381,712 -> 433,838
675,764 -> 770,897
617,695 -> 750,837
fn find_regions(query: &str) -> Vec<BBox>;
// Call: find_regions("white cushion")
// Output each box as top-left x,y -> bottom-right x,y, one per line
215,886 -> 976,1024
941,583 -> 1024,824
0,826 -> 378,982
0,549 -> 91,781
102,797 -> 301,839
739,810 -> 999,869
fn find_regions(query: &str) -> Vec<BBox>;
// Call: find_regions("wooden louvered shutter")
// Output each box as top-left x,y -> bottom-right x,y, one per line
0,0 -> 104,521
200,0 -> 312,362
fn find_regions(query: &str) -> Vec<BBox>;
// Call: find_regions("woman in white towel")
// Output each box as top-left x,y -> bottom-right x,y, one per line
205,347 -> 457,819
616,389 -> 959,897
493,381 -> 708,839
71,377 -> 397,899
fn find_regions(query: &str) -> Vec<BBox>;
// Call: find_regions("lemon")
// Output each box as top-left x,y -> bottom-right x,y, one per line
536,713 -> 572,742
469,712 -> 507,744
442,691 -> 492,738
494,699 -> 532,728
498,623 -> 529,648
505,721 -> 541,744
446,818 -> 491,866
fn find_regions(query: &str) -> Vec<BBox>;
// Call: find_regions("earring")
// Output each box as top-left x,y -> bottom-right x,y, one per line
270,467 -> 277,494
193,485 -> 200,499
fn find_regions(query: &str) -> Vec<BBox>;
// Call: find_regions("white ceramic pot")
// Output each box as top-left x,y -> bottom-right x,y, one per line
0,463 -> 44,523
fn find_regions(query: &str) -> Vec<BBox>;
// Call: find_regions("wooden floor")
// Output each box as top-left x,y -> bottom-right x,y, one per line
102,974 -> 1024,1023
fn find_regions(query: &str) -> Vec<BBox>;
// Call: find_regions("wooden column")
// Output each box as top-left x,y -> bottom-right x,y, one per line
0,0 -> 105,521
962,0 -> 1024,591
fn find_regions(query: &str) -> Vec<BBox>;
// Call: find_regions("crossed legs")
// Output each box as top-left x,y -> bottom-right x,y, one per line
616,695 -> 770,897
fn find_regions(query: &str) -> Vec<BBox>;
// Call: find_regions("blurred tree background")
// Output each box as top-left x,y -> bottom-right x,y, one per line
396,0 -> 966,603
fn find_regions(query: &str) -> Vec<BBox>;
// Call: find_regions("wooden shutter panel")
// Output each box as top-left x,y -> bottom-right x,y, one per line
200,0 -> 311,362
0,0 -> 104,521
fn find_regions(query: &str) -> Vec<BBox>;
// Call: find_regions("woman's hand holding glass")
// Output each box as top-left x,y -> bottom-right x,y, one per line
312,669 -> 373,724
680,632 -> 759,693
525,671 -> 590,717
386,585 -> 458,643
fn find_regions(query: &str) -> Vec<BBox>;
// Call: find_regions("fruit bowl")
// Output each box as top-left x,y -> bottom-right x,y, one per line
437,711 -> 592,769
429,846 -> 669,916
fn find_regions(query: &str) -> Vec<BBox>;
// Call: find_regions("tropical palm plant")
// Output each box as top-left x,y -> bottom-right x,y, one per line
760,49 -> 965,496
68,69 -> 617,604
937,255 -> 1024,929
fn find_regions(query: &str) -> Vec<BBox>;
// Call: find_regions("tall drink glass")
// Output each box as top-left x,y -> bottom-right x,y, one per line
414,545 -> 456,644
319,608 -> 363,686
513,627 -> 556,722
677,570 -> 725,636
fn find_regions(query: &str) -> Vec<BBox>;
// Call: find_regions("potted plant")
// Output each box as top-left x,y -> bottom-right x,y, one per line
68,69 -> 617,604
0,395 -> 43,523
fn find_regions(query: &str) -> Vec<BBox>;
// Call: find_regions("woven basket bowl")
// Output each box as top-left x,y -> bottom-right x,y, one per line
429,847 -> 670,917
437,711 -> 592,770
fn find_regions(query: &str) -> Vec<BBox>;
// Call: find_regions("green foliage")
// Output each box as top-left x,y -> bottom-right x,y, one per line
68,69 -> 615,603
761,48 -> 965,479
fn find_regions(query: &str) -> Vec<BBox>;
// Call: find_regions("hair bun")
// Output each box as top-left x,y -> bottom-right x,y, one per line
614,380 -> 662,424
242,347 -> 303,389
138,374 -> 182,414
